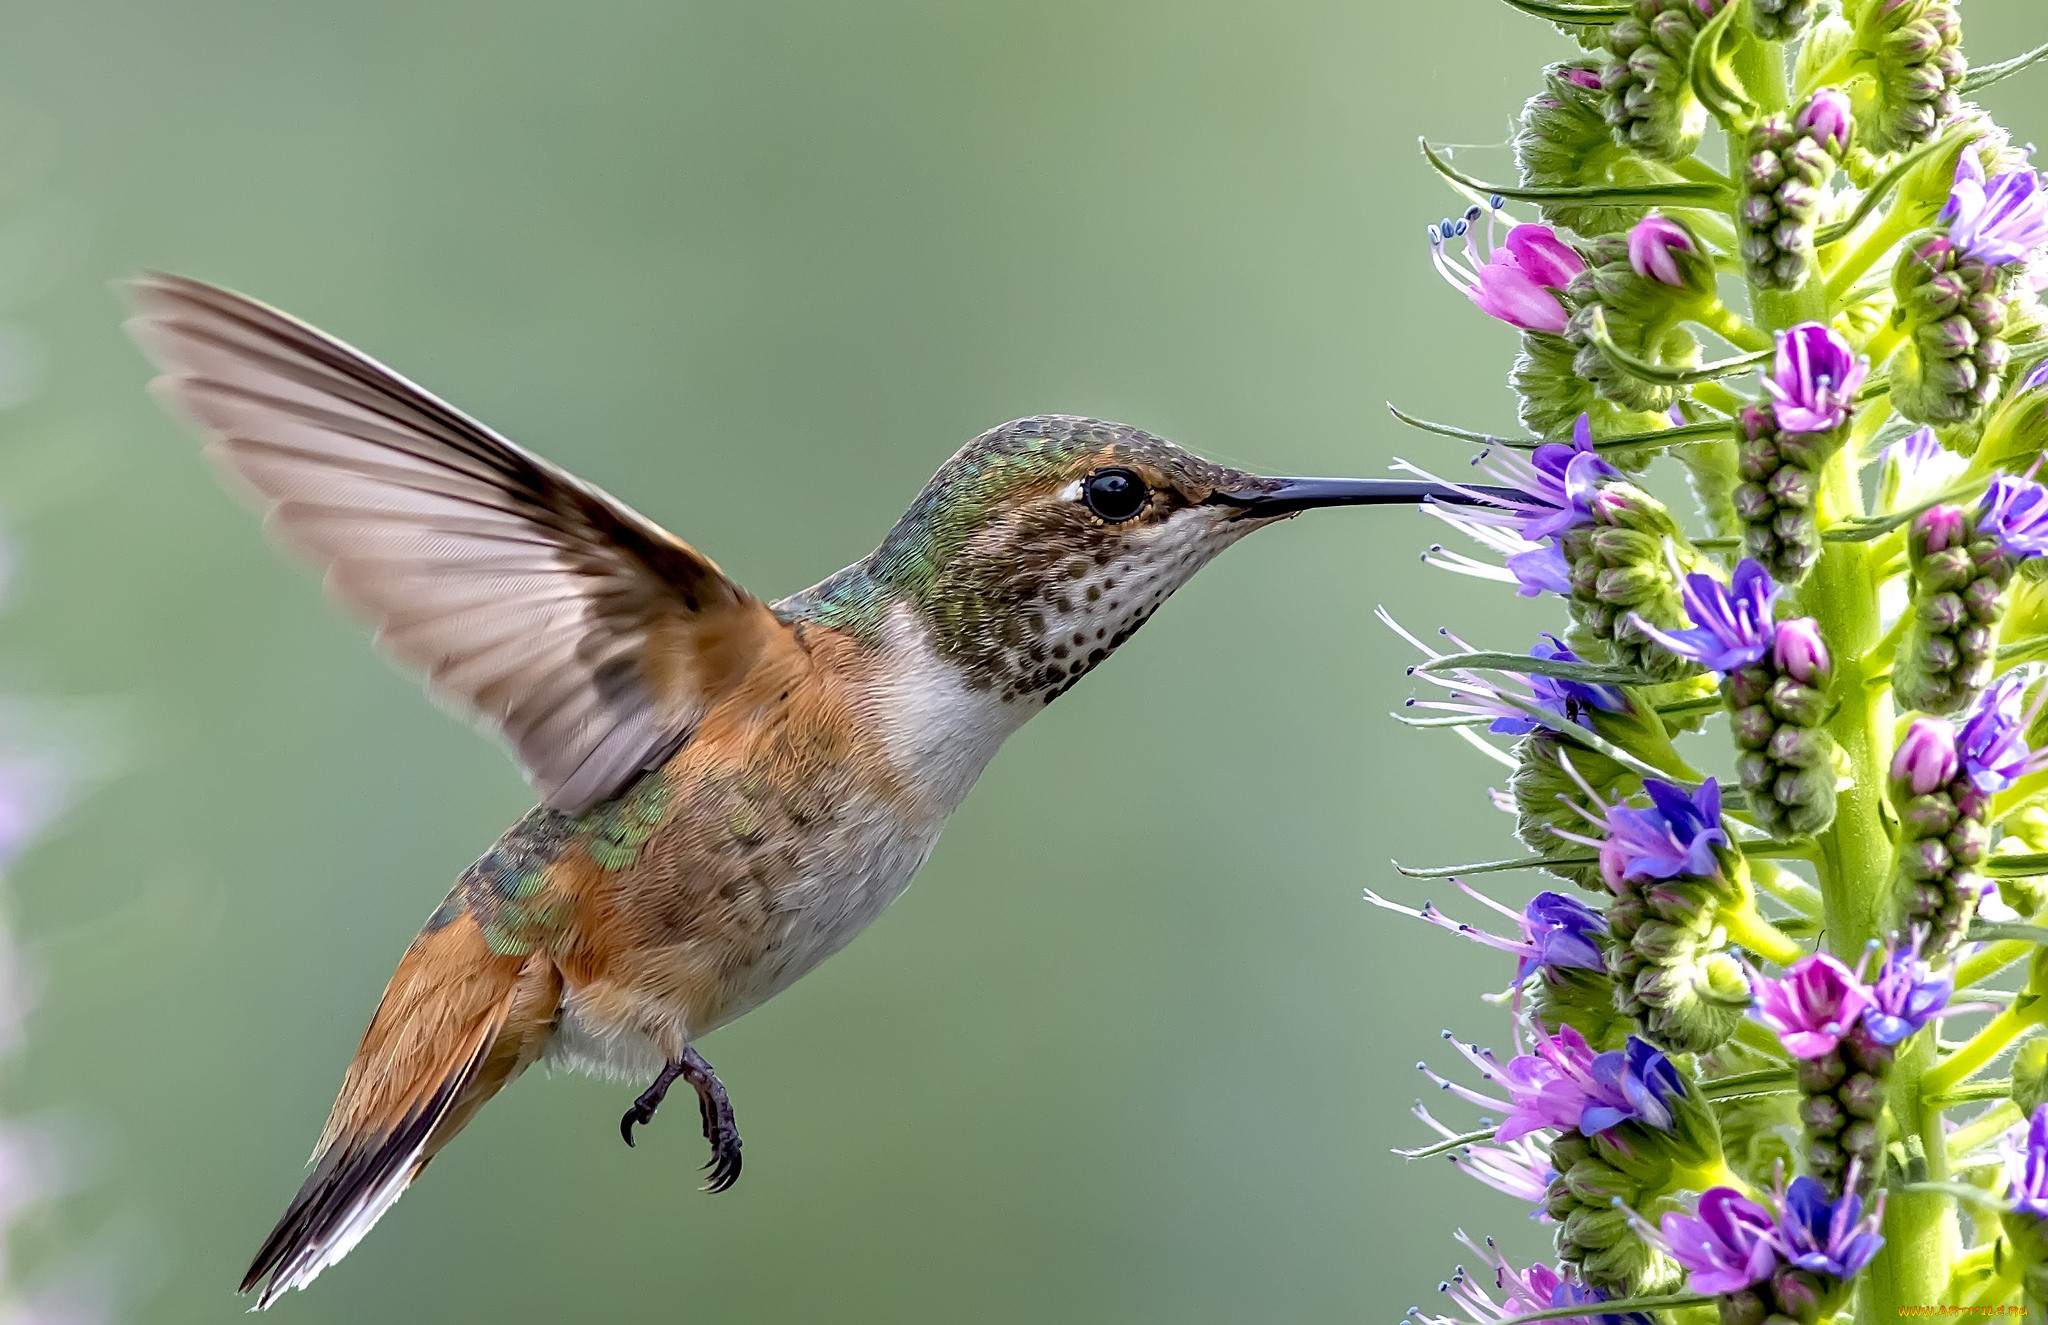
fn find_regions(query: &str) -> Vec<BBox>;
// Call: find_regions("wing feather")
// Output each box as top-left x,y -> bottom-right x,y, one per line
127,273 -> 774,813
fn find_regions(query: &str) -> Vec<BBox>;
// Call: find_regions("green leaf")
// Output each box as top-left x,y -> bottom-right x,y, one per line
1420,138 -> 1732,207
1961,40 -> 2048,94
1581,306 -> 1772,386
1494,0 -> 1630,21
1965,919 -> 2048,942
1385,403 -> 1734,452
1414,649 -> 1656,685
1701,1067 -> 1797,1099
1687,0 -> 1753,126
1391,854 -> 1599,879
1816,124 -> 1982,246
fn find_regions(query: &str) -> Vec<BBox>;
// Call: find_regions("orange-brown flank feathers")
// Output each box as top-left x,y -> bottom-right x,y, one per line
125,273 -> 776,814
241,912 -> 562,1308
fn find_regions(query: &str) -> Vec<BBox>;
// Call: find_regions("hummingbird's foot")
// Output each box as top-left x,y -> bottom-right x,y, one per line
680,1047 -> 743,1193
618,1047 -> 743,1192
619,1057 -> 687,1148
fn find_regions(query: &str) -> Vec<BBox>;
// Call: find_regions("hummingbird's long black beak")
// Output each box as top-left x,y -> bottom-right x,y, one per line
1206,477 -> 1524,520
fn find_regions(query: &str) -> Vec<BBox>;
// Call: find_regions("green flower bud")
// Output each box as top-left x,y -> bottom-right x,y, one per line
1510,735 -> 1637,891
1735,404 -> 1843,584
1511,329 -> 1669,439
1518,62 -> 1668,236
1534,964 -> 1636,1051
2015,1038 -> 2048,1118
1740,104 -> 1845,293
1850,0 -> 1964,157
1719,1288 -> 1769,1325
1565,288 -> 1702,415
1602,0 -> 1728,162
1890,232 -> 2019,427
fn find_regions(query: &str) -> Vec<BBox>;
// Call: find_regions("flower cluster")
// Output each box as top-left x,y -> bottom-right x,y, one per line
1741,91 -> 1853,291
1421,1023 -> 1713,1294
1891,675 -> 2048,959
1652,1174 -> 1885,1319
1565,777 -> 1758,1055
1853,0 -> 1964,157
1634,560 -> 1842,837
1751,945 -> 1951,1194
1379,0 -> 2048,1315
1892,477 -> 2048,717
1601,0 -> 1729,163
1891,149 -> 2048,426
1734,325 -> 1867,584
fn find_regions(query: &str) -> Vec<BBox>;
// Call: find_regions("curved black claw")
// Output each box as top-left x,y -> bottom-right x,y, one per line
701,1116 -> 743,1194
620,1058 -> 687,1148
684,1046 -> 743,1194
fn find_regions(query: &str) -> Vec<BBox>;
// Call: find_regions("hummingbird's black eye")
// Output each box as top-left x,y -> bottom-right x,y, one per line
1082,467 -> 1147,522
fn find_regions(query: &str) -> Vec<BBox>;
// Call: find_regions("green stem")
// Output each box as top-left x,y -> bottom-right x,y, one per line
1719,899 -> 1807,965
1750,859 -> 1824,915
1958,941 -> 2033,991
1946,1101 -> 2023,1164
1694,300 -> 1773,352
1923,1006 -> 2044,1101
1872,1033 -> 1954,1318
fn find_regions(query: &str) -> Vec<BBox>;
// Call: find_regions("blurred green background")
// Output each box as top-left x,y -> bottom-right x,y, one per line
0,1 -> 2038,1321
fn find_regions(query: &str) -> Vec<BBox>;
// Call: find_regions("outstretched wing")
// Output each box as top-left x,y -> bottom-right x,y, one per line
127,273 -> 775,813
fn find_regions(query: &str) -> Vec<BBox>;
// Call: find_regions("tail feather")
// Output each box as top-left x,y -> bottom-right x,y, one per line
242,911 -> 560,1309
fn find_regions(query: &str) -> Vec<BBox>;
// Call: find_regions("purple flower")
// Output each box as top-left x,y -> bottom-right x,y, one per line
1795,88 -> 1853,155
1751,953 -> 1874,1060
1627,214 -> 1694,288
1488,636 -> 1629,735
1762,322 -> 1868,434
1659,1188 -> 1782,1294
1774,1176 -> 1886,1280
1957,672 -> 2034,793
1363,881 -> 1605,984
1454,1133 -> 1557,1206
1772,618 -> 1830,686
1864,938 -> 1952,1045
1942,152 -> 2048,268
1424,1237 -> 1649,1325
1430,211 -> 1585,334
1520,891 -> 1608,980
1403,415 -> 1616,548
1892,717 -> 1960,796
1598,778 -> 1728,886
1879,426 -> 1968,509
1564,66 -> 1604,91
1385,620 -> 1628,739
1579,1036 -> 1685,1136
1631,559 -> 1780,674
1430,1024 -> 1606,1143
2003,1103 -> 2048,1219
1977,474 -> 2048,559
2024,359 -> 2048,393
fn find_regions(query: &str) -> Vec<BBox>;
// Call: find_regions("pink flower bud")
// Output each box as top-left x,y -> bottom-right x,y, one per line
1628,214 -> 1695,288
1772,618 -> 1830,685
1795,88 -> 1853,155
1916,504 -> 1966,553
1502,224 -> 1586,290
1893,717 -> 1959,796
1564,67 -> 1603,90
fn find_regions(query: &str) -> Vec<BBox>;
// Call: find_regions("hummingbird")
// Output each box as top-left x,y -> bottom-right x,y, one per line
125,273 -> 1504,1308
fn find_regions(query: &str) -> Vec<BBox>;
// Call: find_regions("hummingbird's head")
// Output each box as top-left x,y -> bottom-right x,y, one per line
831,414 -> 1410,706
